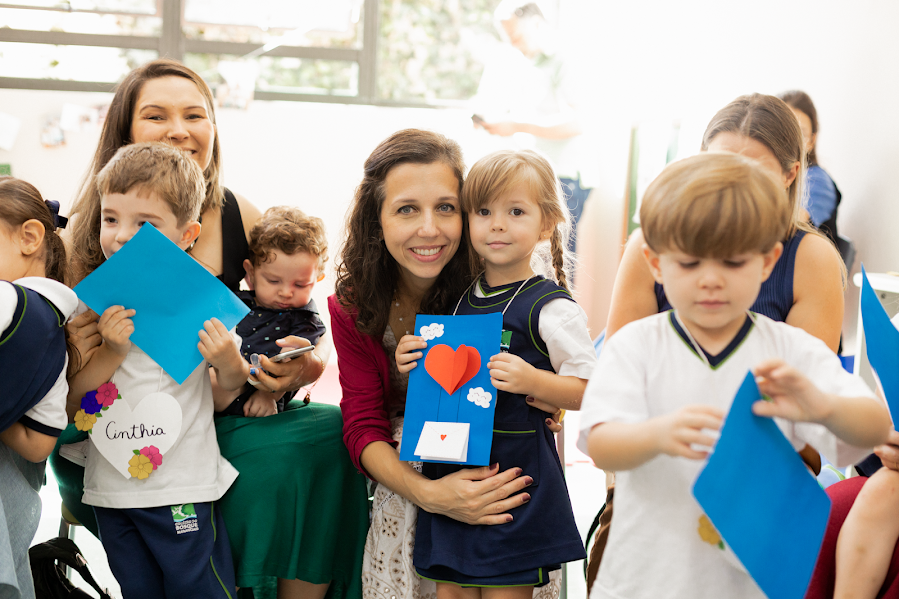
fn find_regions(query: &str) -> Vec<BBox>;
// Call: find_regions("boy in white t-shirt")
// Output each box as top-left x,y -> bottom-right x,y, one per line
577,153 -> 891,599
67,143 -> 247,598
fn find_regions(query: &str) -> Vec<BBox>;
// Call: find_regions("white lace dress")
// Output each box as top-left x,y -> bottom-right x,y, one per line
361,327 -> 561,599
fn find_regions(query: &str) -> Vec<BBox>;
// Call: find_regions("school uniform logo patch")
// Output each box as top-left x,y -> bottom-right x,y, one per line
172,503 -> 199,534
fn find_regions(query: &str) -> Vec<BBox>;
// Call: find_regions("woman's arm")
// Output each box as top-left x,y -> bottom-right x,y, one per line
787,233 -> 844,353
605,229 -> 660,338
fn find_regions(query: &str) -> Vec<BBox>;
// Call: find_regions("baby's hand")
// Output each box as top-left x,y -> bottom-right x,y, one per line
396,335 -> 427,374
198,318 -> 244,373
244,390 -> 280,417
654,404 -> 724,460
97,306 -> 136,356
488,353 -> 537,396
752,359 -> 830,423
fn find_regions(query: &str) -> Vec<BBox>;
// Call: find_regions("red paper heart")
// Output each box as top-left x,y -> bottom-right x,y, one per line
424,344 -> 481,395
440,435 -> 447,440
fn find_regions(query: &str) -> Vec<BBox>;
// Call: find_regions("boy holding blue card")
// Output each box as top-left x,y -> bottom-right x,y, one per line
67,143 -> 246,598
578,153 -> 891,599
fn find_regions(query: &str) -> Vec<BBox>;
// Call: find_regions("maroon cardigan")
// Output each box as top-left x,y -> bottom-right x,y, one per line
328,294 -> 397,476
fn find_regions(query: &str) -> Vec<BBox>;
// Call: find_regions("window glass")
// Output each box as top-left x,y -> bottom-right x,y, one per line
377,0 -> 500,102
183,0 -> 361,48
0,7 -> 161,36
0,42 -> 156,81
3,0 -> 157,14
184,53 -> 359,96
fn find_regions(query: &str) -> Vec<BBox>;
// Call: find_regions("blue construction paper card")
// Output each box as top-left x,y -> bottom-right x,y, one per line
400,313 -> 503,466
693,372 -> 832,599
74,224 -> 250,384
860,266 -> 899,424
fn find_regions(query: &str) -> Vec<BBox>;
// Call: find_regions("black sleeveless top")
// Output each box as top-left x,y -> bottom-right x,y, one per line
218,188 -> 250,293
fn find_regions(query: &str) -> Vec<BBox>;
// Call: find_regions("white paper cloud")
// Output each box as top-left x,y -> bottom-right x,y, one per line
467,387 -> 492,409
420,323 -> 445,341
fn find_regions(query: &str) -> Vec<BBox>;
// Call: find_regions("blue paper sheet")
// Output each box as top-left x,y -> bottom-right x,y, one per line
859,266 -> 899,424
400,313 -> 503,466
693,372 -> 832,599
74,224 -> 250,384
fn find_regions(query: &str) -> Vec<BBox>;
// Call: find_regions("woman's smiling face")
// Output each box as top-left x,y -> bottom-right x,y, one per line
130,76 -> 216,171
379,161 -> 462,289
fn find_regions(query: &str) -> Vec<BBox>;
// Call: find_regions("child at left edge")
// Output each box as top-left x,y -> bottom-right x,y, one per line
578,152 -> 891,599
66,142 -> 246,599
396,149 -> 595,597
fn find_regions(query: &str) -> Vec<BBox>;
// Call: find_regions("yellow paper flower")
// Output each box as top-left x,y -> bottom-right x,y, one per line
74,410 -> 97,432
698,514 -> 724,549
128,454 -> 154,480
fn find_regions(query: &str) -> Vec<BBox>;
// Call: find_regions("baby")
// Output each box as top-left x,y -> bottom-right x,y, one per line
214,206 -> 328,417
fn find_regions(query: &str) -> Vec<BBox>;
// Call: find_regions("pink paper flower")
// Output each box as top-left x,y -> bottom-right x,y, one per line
96,382 -> 119,408
140,445 -> 163,470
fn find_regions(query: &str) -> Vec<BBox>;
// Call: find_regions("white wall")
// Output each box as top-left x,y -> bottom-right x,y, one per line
2,0 -> 899,347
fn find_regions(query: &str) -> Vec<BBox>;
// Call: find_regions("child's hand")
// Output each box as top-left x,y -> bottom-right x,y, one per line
198,318 -> 244,373
488,353 -> 537,395
654,405 -> 724,460
396,335 -> 426,374
97,306 -> 136,356
752,359 -> 831,423
244,389 -> 280,418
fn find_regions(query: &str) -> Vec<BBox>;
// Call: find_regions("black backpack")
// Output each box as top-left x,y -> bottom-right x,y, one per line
28,537 -> 113,599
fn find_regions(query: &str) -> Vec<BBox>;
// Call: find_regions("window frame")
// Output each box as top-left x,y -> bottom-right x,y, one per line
0,0 -> 448,108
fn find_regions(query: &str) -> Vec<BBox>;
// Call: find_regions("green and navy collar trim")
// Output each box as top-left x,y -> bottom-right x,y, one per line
668,311 -> 754,370
469,276 -> 546,309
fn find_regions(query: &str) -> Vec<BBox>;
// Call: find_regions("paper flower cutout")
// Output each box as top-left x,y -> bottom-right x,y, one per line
419,323 -> 445,341
467,387 -> 492,408
80,391 -> 101,415
140,445 -> 163,470
96,382 -> 119,408
128,453 -> 154,480
74,410 -> 97,432
698,514 -> 724,550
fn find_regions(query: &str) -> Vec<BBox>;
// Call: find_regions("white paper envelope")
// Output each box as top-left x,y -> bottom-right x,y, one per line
415,421 -> 469,462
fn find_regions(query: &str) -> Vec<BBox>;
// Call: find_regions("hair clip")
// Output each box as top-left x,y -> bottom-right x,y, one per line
44,199 -> 68,229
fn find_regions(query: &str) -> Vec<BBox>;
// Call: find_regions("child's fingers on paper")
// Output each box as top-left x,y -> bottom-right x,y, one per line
397,361 -> 417,373
671,443 -> 709,460
68,309 -> 99,327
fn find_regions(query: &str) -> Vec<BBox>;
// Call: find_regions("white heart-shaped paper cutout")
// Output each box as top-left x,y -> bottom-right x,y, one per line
90,392 -> 183,479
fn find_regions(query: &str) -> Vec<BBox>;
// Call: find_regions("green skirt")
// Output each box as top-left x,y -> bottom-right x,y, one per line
49,402 -> 369,599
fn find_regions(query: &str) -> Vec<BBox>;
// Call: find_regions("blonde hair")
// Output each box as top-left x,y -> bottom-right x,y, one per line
462,149 -> 573,291
248,206 -> 328,271
96,142 -> 206,226
68,59 -> 222,283
641,153 -> 792,258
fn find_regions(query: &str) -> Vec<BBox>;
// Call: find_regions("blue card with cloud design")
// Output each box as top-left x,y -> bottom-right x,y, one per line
74,224 -> 250,384
693,372 -> 831,599
399,313 -> 502,465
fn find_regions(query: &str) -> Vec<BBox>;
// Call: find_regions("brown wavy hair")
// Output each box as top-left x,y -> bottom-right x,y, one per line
68,59 -> 222,283
248,206 -> 328,271
0,176 -> 79,373
334,129 -> 474,337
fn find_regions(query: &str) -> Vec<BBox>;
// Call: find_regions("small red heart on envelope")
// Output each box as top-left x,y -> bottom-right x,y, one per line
440,434 -> 447,440
424,344 -> 481,395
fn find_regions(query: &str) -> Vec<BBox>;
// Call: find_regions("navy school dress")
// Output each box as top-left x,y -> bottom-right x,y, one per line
0,283 -> 67,432
655,230 -> 807,321
218,291 -> 327,416
414,276 -> 586,586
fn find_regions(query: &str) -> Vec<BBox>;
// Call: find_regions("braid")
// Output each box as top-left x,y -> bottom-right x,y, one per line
550,228 -> 569,292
